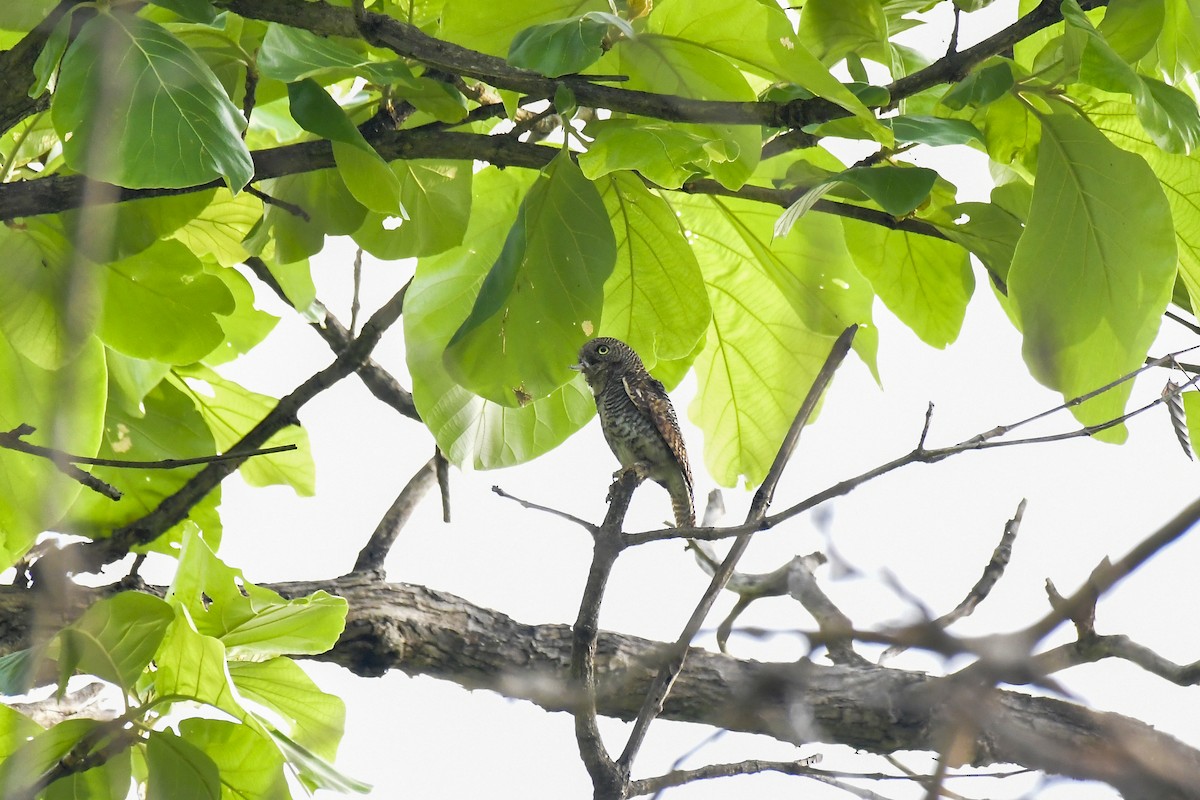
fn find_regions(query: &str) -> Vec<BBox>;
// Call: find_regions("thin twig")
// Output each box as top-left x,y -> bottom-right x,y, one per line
491,486 -> 598,534
245,185 -> 310,220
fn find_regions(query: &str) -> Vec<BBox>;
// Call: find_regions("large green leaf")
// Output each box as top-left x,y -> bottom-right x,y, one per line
57,592 -> 174,691
43,752 -> 131,800
246,170 -> 367,264
596,172 -> 709,363
167,531 -> 346,657
60,376 -> 222,552
100,239 -> 235,365
0,334 -> 106,567
845,220 -> 973,348
1008,111 -> 1175,440
145,731 -> 221,800
1099,0 -> 1165,62
606,34 -> 760,188
170,364 -> 315,494
1089,98 -> 1200,314
0,219 -> 98,369
154,614 -> 249,724
52,10 -> 252,190
169,189 -> 262,267
579,119 -> 716,188
229,658 -> 346,762
1063,0 -> 1200,154
443,150 -> 616,406
837,165 -> 938,216
177,719 -> 288,800
353,160 -> 473,260
649,0 -> 888,143
406,168 -> 596,468
440,0 -> 606,56
287,79 -> 402,214
798,0 -> 888,66
672,193 -> 878,373
0,719 -> 100,797
935,201 -> 1025,284
686,240 -> 838,488
508,14 -> 610,76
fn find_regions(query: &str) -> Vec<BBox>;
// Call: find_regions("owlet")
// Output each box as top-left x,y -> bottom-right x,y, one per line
572,337 -> 694,528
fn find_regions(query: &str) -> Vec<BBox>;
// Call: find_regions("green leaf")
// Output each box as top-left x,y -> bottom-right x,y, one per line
440,0 -> 607,56
683,232 -> 839,488
155,614 -> 249,723
1099,0 -> 1164,62
1149,0 -> 1200,83
44,752 -> 132,800
167,531 -> 346,657
0,719 -> 100,796
407,167 -> 596,468
673,192 -> 878,376
845,220 -> 973,348
148,0 -> 217,23
30,10 -> 73,98
287,79 -> 402,214
508,15 -> 609,76
939,59 -> 1014,110
837,165 -> 938,216
0,219 -> 99,369
229,658 -> 346,761
0,648 -> 44,696
60,376 -> 222,551
247,170 -> 367,263
271,729 -> 371,794
57,592 -> 174,690
1089,98 -> 1200,317
1064,0 -> 1200,153
101,239 -> 235,365
0,335 -> 106,567
171,364 -> 315,494
145,730 -> 221,800
596,172 -> 710,362
203,263 -> 279,366
890,114 -> 984,146
1008,111 -> 1175,440
797,0 -> 889,66
0,705 -> 39,761
353,160 -> 473,260
178,719 -> 289,800
579,118 -> 714,188
169,188 -> 262,267
52,10 -> 252,190
443,150 -> 616,406
608,33 -> 761,188
935,201 -> 1025,284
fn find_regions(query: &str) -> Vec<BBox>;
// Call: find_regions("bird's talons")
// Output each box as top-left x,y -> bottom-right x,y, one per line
606,464 -> 647,503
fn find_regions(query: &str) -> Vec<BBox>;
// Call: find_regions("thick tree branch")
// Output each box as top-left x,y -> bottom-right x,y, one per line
3,575 -> 1196,798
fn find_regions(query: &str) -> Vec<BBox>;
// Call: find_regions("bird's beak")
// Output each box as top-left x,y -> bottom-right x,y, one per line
569,362 -> 584,372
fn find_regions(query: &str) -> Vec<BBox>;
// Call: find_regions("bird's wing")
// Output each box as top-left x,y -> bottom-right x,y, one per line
622,374 -> 693,491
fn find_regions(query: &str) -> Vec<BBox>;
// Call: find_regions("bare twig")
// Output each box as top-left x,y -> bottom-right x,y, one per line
352,457 -> 438,573
435,448 -> 451,522
244,257 -> 420,422
245,185 -> 310,220
883,499 -> 1025,661
491,486 -> 598,534
629,755 -> 823,795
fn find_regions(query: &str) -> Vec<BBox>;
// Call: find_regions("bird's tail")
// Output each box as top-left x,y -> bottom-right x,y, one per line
671,489 -> 695,529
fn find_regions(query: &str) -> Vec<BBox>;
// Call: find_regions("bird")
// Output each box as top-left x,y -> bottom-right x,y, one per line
572,337 -> 694,528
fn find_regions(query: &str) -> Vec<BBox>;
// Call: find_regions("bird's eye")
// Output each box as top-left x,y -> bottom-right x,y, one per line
597,345 -> 610,355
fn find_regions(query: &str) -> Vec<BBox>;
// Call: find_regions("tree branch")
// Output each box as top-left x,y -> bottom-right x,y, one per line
352,457 -> 438,574
39,283 -> 410,576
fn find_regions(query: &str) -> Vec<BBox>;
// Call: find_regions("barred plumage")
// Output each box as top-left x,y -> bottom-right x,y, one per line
572,337 -> 694,527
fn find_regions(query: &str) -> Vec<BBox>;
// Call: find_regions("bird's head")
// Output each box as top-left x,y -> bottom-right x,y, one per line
571,337 -> 641,390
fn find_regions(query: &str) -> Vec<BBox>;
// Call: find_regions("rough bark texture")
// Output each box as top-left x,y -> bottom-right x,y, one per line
3,576 -> 1197,798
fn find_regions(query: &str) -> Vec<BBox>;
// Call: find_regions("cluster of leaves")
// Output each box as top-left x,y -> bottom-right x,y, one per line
0,532 -> 354,798
2,0 -> 1200,794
